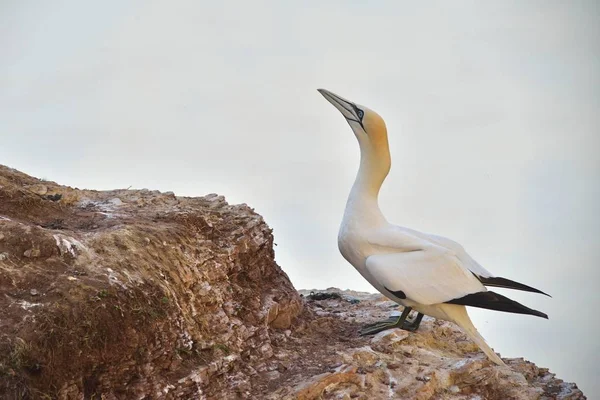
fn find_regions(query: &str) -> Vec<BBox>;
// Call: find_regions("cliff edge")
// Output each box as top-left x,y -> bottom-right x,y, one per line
0,165 -> 585,399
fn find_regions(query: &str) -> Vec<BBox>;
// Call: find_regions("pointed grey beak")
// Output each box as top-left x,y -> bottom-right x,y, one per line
317,88 -> 364,128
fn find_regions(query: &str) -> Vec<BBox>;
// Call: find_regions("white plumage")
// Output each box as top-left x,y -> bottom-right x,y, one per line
318,88 -> 548,366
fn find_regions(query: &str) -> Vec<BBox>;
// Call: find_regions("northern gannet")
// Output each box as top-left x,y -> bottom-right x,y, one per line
318,88 -> 549,366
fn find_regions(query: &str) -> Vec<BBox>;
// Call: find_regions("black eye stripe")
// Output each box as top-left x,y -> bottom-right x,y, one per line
352,106 -> 364,121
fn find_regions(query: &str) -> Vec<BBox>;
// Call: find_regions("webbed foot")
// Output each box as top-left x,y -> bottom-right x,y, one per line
360,307 -> 422,336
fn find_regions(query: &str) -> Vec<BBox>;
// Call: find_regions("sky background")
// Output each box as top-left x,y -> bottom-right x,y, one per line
1,0 -> 599,395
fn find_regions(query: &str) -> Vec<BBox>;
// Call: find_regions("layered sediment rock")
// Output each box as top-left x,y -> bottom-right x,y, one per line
0,165 -> 302,398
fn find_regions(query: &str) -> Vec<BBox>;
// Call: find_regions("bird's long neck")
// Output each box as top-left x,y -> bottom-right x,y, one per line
345,141 -> 391,225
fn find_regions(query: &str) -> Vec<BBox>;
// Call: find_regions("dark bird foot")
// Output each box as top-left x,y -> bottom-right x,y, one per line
400,312 -> 424,332
360,316 -> 402,335
360,308 -> 424,336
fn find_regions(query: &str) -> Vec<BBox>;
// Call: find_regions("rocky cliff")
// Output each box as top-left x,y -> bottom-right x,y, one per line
0,165 -> 585,399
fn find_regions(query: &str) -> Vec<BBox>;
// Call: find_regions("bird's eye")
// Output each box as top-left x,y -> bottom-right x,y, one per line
357,109 -> 364,120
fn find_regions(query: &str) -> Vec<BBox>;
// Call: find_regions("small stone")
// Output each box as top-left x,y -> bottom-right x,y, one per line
259,343 -> 273,358
0,252 -> 8,261
108,197 -> 123,206
264,370 -> 280,380
449,385 -> 460,393
23,249 -> 40,258
30,184 -> 48,195
30,289 -> 38,296
277,363 -> 289,372
387,362 -> 401,370
46,193 -> 62,201
0,233 -> 5,241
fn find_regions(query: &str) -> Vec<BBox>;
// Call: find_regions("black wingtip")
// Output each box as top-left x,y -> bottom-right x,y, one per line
447,290 -> 549,319
477,276 -> 551,297
532,309 -> 549,319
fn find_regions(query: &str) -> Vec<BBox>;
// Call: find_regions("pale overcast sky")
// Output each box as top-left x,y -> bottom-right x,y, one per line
1,0 -> 599,395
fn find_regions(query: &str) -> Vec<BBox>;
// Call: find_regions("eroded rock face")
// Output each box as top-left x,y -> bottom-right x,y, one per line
0,165 -> 586,399
0,165 -> 302,399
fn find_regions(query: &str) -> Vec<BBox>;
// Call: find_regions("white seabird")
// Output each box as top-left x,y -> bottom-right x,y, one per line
318,88 -> 549,366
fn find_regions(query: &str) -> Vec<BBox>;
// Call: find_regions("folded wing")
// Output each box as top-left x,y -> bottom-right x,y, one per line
365,248 -> 486,305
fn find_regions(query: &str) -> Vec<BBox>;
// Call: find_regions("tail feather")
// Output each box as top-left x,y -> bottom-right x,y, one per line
443,304 -> 505,366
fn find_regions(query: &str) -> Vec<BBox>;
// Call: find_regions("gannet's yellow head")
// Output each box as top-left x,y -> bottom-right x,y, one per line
317,88 -> 388,149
